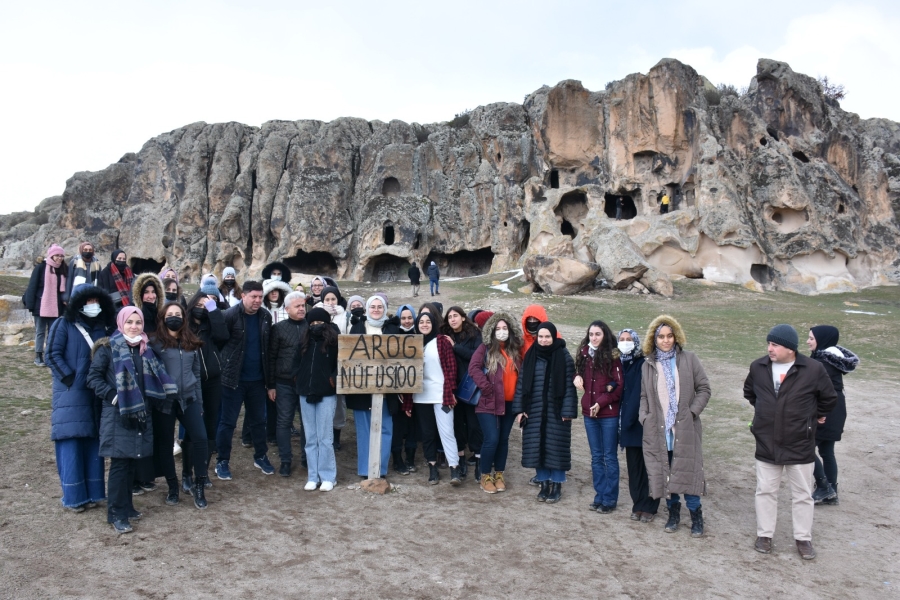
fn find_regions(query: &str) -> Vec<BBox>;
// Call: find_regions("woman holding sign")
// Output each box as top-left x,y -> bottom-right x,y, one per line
346,295 -> 401,478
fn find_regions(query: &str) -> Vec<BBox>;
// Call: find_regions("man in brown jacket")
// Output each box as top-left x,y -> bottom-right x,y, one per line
743,324 -> 837,560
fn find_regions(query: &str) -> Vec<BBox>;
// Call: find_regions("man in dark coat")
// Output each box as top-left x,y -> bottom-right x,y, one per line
407,262 -> 421,297
215,280 -> 275,480
743,324 -> 838,560
426,261 -> 440,296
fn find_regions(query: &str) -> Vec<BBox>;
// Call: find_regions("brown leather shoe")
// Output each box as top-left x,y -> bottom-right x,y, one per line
796,540 -> 816,560
640,512 -> 655,523
493,472 -> 506,492
754,536 -> 772,554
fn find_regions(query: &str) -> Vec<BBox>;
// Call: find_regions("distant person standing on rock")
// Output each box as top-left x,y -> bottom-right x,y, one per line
660,191 -> 670,214
66,241 -> 101,300
427,261 -> 440,296
615,197 -> 623,220
806,325 -> 859,507
24,244 -> 68,366
408,261 -> 421,297
743,324 -> 837,560
97,249 -> 134,311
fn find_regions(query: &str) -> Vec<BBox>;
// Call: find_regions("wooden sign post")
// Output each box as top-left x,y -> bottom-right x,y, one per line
338,334 -> 423,489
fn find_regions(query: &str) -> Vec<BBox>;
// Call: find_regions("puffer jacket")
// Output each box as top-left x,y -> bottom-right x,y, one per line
743,353 -> 838,465
151,341 -> 202,412
268,317 -> 308,384
510,352 -> 578,471
448,329 -> 481,386
220,303 -> 273,389
468,311 -> 524,416
426,263 -> 439,281
294,324 -> 340,398
577,347 -> 624,418
87,335 -> 154,459
45,285 -> 116,440
811,346 -> 858,442
191,309 -> 229,381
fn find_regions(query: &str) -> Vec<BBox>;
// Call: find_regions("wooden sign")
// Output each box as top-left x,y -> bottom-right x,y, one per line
337,334 -> 424,395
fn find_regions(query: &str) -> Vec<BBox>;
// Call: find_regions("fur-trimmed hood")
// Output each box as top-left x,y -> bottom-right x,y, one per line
132,273 -> 164,312
481,311 -> 523,345
811,345 -> 859,374
262,261 -> 293,284
90,336 -> 110,359
64,284 -> 116,329
263,279 -> 292,297
642,314 -> 687,356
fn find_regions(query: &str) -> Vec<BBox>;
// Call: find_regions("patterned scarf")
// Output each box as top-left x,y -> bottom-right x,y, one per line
110,332 -> 177,419
654,324 -> 678,433
109,261 -> 134,306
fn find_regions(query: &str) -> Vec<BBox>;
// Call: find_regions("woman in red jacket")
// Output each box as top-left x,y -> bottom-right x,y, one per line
574,320 -> 624,513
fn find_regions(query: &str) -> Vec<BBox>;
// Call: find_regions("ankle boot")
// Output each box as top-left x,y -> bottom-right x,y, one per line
182,472 -> 193,493
192,477 -> 208,509
546,482 -> 562,503
537,480 -> 550,502
34,352 -> 45,367
457,459 -> 468,479
665,502 -> 681,532
450,466 -> 462,485
428,463 -> 440,485
822,483 -> 840,506
405,448 -> 417,472
392,450 -> 409,475
333,428 -> 341,451
165,478 -> 179,505
689,507 -> 704,537
812,480 -> 837,504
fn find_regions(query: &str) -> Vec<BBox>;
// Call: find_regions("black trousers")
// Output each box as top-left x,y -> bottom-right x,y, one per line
108,457 -> 137,523
416,404 -> 441,463
183,377 -> 222,473
155,401 -> 209,481
133,455 -> 155,484
626,446 -> 660,514
453,401 -> 482,454
391,407 -> 418,453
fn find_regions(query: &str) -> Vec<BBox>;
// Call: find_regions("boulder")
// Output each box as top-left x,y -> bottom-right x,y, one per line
0,295 -> 34,346
523,255 -> 600,295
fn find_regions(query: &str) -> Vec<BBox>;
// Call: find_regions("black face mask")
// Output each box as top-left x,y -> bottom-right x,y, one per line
224,279 -> 236,288
165,292 -> 178,301
351,307 -> 365,317
310,323 -> 326,337
191,307 -> 207,321
525,320 -> 540,334
165,317 -> 183,331
81,252 -> 94,261
115,260 -> 128,270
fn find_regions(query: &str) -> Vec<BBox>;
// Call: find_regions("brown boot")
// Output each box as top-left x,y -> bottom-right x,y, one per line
754,536 -> 772,554
796,540 -> 816,560
492,472 -> 506,492
480,474 -> 497,494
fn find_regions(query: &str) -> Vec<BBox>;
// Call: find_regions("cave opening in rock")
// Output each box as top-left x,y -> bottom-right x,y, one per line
549,169 -> 559,189
383,222 -> 395,246
770,207 -> 809,233
131,257 -> 165,275
520,219 -> 531,255
604,193 -> 637,220
382,177 -> 401,197
838,203 -> 845,214
560,220 -> 576,238
792,151 -> 810,163
497,153 -> 502,162
766,127 -> 779,141
425,247 -> 495,277
554,190 -> 588,237
750,263 -> 775,285
759,137 -> 768,146
413,232 -> 421,250
364,254 -> 409,282
283,249 -> 338,277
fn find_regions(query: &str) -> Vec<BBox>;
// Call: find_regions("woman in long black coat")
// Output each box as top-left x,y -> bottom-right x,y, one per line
511,321 -> 578,504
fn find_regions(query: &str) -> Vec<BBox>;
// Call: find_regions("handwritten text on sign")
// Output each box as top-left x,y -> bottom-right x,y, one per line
337,334 -> 424,394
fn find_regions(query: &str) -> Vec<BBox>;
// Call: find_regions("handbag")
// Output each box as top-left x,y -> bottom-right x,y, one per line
454,370 -> 483,406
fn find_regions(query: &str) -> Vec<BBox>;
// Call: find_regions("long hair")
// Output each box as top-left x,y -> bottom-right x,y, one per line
575,320 -> 616,377
441,305 -> 479,340
418,302 -> 444,329
155,302 -> 203,351
219,280 -> 242,300
485,316 -> 523,375
306,323 -> 339,354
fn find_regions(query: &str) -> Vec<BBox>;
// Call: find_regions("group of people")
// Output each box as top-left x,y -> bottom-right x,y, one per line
25,243 -> 856,559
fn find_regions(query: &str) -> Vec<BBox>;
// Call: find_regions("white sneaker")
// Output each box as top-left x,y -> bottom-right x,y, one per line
319,481 -> 334,492
173,440 -> 182,456
304,481 -> 318,491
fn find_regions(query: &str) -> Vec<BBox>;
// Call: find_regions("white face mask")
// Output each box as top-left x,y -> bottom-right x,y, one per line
271,275 -> 281,281
495,329 -> 509,342
123,333 -> 143,344
81,303 -> 102,318
618,341 -> 635,354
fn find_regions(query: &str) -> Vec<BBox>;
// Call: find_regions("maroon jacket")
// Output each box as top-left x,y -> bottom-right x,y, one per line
577,347 -> 624,418
469,343 -> 519,416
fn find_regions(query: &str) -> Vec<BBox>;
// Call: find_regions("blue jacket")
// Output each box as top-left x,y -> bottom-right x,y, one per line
45,285 -> 116,441
619,355 -> 646,448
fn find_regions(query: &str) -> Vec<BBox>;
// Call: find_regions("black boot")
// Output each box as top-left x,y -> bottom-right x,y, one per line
333,428 -> 342,451
405,448 -> 417,473
450,466 -> 461,485
822,483 -> 840,506
665,502 -> 681,532
474,459 -> 481,480
689,507 -> 704,537
192,477 -> 208,509
428,463 -> 439,485
812,480 -> 837,504
34,352 -> 45,367
457,459 -> 468,479
165,477 -> 179,506
392,450 -> 409,475
537,480 -> 550,502
182,472 -> 193,493
546,482 -> 562,504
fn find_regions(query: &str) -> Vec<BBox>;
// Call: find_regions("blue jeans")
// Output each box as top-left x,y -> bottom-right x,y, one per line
536,468 -> 567,483
353,404 -> 393,476
429,279 -> 439,294
584,416 -> 619,506
476,410 -> 515,473
55,437 -> 105,508
217,380 -> 268,461
300,395 -> 337,484
666,450 -> 701,510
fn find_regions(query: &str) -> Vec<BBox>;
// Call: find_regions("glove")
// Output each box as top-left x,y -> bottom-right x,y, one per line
204,299 -> 218,312
61,373 -> 75,387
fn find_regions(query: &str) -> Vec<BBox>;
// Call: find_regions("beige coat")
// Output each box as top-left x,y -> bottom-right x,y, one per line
639,342 -> 711,499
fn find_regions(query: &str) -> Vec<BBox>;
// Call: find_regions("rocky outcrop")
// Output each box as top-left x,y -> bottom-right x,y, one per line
523,255 -> 600,295
2,58 -> 899,295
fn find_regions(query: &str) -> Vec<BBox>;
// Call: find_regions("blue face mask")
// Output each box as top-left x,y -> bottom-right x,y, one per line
81,303 -> 102,318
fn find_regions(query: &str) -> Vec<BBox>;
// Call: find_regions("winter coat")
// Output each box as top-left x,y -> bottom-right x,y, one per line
511,352 -> 579,471
345,317 -> 402,414
97,265 -> 133,309
408,265 -> 421,284
87,338 -> 154,459
577,347 -> 624,418
220,303 -> 273,389
619,355 -> 646,448
811,346 -> 858,442
639,348 -> 711,498
132,273 -> 164,334
448,329 -> 481,386
45,285 -> 116,440
24,260 -> 67,317
743,353 -> 838,465
294,325 -> 340,398
426,263 -> 440,281
151,341 -> 202,412
268,317 -> 308,384
65,256 -> 102,301
190,308 -> 228,381
469,311 -> 523,415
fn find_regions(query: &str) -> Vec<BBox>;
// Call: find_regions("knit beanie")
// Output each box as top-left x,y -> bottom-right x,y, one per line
473,311 -> 494,329
46,244 -> 65,259
200,276 -> 219,297
222,267 -> 237,279
767,324 -> 798,352
307,307 -> 331,324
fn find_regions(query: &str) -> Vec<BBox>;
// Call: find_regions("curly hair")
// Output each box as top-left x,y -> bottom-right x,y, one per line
441,305 -> 479,341
575,320 -> 616,377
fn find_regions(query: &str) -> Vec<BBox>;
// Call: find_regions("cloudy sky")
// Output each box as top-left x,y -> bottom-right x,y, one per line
1,0 -> 898,214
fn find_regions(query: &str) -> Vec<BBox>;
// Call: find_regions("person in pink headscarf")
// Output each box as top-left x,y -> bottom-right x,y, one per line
24,244 -> 68,366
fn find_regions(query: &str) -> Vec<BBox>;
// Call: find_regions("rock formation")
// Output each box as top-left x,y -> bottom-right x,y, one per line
2,58 -> 899,295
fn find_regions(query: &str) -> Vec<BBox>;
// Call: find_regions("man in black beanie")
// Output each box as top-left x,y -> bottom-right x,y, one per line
743,324 -> 837,560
